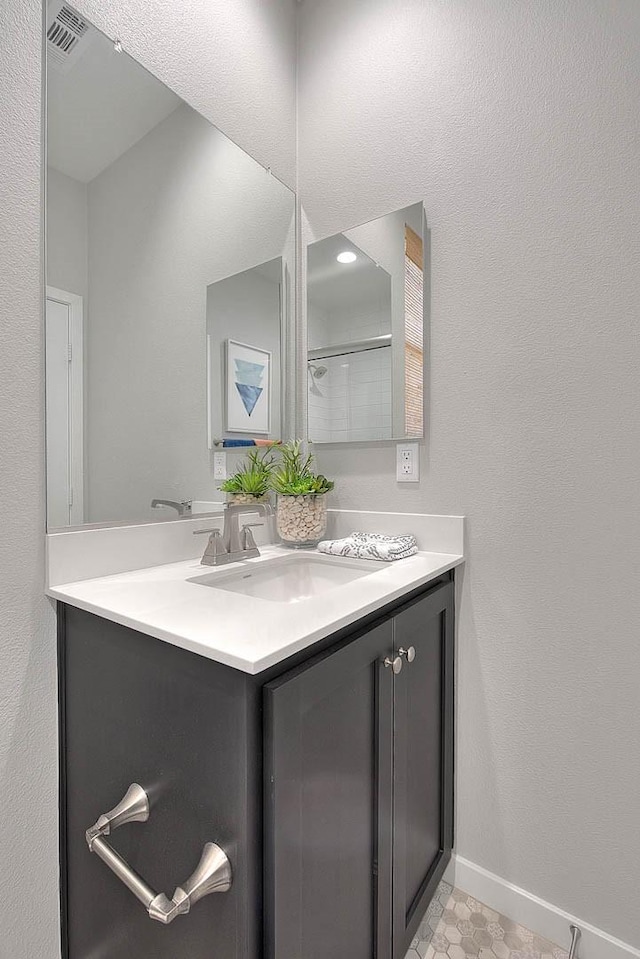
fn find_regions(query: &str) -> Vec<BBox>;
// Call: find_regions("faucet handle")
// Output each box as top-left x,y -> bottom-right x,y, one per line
193,526 -> 222,535
200,528 -> 226,564
241,523 -> 263,551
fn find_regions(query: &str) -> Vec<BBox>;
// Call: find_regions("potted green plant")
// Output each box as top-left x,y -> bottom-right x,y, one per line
219,448 -> 275,505
271,441 -> 334,547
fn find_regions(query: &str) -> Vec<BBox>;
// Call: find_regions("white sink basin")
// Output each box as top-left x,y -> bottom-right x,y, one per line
188,553 -> 386,604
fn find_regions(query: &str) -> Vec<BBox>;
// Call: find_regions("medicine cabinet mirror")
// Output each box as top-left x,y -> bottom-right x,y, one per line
307,202 -> 425,444
45,4 -> 295,529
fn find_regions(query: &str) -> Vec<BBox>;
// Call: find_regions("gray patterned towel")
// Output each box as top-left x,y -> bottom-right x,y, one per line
317,531 -> 418,562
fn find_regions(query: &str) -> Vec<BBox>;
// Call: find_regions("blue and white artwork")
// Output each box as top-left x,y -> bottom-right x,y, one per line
234,359 -> 265,415
226,340 -> 271,434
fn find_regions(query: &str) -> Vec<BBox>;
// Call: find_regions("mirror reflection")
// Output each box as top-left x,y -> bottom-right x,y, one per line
45,12 -> 295,529
206,258 -> 286,448
307,203 -> 425,443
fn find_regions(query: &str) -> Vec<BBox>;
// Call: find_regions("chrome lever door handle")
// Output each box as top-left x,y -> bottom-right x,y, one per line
86,783 -> 232,924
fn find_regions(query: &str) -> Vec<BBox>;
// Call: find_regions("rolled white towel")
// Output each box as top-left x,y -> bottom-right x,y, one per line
317,531 -> 418,562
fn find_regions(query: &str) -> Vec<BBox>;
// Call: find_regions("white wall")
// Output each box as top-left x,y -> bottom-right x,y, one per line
0,1 -> 297,956
86,103 -> 294,524
298,0 -> 640,948
0,1 -> 60,957
46,167 -> 88,300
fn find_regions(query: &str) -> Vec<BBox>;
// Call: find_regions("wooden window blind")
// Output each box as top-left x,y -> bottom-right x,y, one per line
404,225 -> 424,436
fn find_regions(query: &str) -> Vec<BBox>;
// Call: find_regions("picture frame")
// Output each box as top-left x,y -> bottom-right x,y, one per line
225,339 -> 271,434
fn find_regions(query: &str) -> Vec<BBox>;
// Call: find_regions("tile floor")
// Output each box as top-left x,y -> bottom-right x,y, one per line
406,881 -> 570,959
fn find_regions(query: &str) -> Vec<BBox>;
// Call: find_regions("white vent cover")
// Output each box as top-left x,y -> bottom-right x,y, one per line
47,1 -> 93,74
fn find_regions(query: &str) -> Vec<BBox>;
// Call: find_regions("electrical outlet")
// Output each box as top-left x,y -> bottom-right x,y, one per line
213,451 -> 227,480
396,443 -> 419,483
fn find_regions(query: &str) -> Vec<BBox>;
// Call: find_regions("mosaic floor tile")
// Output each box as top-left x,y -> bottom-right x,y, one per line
405,882 -> 570,959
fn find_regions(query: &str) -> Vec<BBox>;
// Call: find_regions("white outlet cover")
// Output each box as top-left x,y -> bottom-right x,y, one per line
213,451 -> 227,480
396,443 -> 420,483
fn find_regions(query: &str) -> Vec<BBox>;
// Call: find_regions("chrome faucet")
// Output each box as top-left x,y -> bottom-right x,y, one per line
151,498 -> 193,517
194,502 -> 272,566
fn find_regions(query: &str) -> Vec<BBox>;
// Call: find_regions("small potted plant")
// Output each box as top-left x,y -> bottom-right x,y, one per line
219,448 -> 275,505
271,441 -> 334,547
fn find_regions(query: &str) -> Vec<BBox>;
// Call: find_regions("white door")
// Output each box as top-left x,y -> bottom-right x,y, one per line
46,288 -> 84,527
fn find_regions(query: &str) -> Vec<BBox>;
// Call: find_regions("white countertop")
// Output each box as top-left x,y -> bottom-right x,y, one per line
47,545 -> 463,674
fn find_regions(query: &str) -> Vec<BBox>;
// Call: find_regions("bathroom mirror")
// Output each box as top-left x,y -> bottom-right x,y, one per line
45,5 -> 295,529
307,203 -> 425,443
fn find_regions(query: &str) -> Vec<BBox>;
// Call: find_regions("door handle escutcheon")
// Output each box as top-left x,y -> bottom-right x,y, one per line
85,783 -> 232,924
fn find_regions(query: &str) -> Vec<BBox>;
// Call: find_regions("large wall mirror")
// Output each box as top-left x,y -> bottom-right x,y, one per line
307,203 -> 425,444
45,4 -> 295,529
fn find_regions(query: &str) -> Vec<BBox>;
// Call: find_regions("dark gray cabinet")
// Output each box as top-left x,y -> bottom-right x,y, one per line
58,575 -> 454,959
264,581 -> 454,959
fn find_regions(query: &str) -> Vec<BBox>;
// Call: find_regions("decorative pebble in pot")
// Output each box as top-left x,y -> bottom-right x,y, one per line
271,441 -> 334,548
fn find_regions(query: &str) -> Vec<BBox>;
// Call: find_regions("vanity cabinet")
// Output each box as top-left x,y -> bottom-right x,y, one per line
58,576 -> 454,959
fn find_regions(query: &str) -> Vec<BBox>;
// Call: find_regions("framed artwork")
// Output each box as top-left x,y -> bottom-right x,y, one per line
225,339 -> 271,434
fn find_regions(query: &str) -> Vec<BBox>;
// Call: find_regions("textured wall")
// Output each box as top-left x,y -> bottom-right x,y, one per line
298,0 -> 640,947
0,1 -> 60,957
0,0 -> 297,956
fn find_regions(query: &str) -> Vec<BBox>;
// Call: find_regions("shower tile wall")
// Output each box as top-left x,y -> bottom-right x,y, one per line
309,349 -> 392,441
308,295 -> 393,442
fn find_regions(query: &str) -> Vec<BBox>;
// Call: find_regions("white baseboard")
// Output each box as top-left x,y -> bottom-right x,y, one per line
443,855 -> 639,959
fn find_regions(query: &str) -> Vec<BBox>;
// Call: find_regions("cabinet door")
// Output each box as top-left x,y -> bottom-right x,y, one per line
392,582 -> 455,959
264,620 -> 394,959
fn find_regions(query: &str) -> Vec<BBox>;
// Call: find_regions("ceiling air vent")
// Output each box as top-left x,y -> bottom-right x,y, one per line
46,2 -> 93,74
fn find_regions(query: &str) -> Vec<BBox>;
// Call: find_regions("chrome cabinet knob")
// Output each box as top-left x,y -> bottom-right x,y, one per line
384,655 -> 403,674
399,646 -> 416,663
